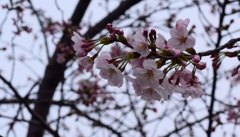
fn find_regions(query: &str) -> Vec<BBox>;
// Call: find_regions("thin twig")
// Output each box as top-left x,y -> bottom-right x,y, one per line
0,75 -> 60,137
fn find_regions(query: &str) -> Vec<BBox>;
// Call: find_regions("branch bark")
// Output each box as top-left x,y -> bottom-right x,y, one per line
26,1 -> 91,137
206,1 -> 228,136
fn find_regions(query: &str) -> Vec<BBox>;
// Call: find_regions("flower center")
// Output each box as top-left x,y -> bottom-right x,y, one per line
108,68 -> 116,76
146,70 -> 154,79
178,36 -> 187,43
140,42 -> 147,49
146,88 -> 154,95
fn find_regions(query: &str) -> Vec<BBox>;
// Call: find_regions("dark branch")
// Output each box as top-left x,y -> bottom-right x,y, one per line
198,37 -> 240,57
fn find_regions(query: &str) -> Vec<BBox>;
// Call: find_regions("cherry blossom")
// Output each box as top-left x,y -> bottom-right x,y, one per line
168,25 -> 195,52
127,76 -> 171,101
176,18 -> 190,28
98,64 -> 123,87
227,110 -> 239,121
71,19 -> 208,101
110,46 -> 126,57
160,78 -> 174,96
95,52 -> 112,66
174,85 -> 204,98
71,31 -> 88,57
155,33 -> 167,49
130,58 -> 144,69
132,31 -> 150,57
171,69 -> 204,98
146,83 -> 171,100
141,86 -> 163,101
126,76 -> 142,96
78,56 -> 94,72
96,53 -> 123,87
133,59 -> 163,85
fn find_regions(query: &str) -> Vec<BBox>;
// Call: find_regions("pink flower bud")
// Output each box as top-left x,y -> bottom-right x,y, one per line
149,29 -> 156,39
192,55 -> 200,63
196,62 -> 207,70
172,49 -> 181,57
181,61 -> 187,67
143,29 -> 148,38
113,28 -> 119,33
117,30 -> 124,35
106,23 -> 113,32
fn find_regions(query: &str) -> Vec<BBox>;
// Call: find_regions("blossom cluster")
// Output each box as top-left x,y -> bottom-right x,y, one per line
77,79 -> 114,105
71,18 -> 206,101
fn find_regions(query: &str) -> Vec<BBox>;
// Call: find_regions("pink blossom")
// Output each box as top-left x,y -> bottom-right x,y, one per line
174,85 -> 204,98
110,46 -> 126,57
130,58 -> 144,69
160,78 -> 174,96
141,87 -> 163,101
126,76 -> 142,96
176,18 -> 190,28
72,31 -> 95,57
98,64 -> 123,87
132,31 -> 150,57
227,110 -> 239,121
71,31 -> 88,57
171,69 -> 204,98
168,23 -> 195,52
133,59 -> 163,85
142,85 -> 170,101
155,33 -> 167,49
128,59 -> 172,100
96,53 -> 123,87
126,33 -> 135,45
126,72 -> 173,100
178,69 -> 195,84
127,76 -> 171,101
95,52 -> 111,66
77,79 -> 105,105
78,56 -> 94,72
78,79 -> 98,93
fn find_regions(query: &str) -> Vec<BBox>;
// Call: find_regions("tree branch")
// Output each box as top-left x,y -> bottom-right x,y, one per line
72,105 -> 122,137
0,75 -> 59,137
198,37 -> 240,57
26,1 -> 92,137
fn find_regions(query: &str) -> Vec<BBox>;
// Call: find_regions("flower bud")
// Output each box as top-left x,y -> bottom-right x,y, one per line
172,49 -> 181,57
192,55 -> 200,63
196,62 -> 206,70
106,23 -> 113,32
143,29 -> 148,38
